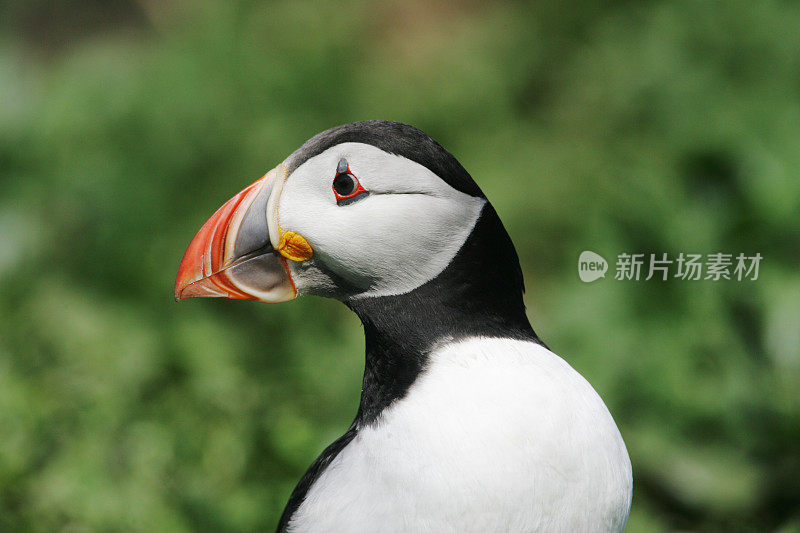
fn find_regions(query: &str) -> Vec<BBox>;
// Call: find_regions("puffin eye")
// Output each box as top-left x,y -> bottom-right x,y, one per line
333,173 -> 358,196
332,158 -> 368,204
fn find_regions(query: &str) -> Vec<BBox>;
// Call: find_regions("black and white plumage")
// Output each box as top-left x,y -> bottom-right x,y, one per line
175,121 -> 633,532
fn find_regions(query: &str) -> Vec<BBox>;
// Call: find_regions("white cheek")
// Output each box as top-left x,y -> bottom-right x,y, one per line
277,144 -> 486,297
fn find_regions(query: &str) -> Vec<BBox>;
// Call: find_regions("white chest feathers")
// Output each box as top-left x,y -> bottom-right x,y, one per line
287,338 -> 632,533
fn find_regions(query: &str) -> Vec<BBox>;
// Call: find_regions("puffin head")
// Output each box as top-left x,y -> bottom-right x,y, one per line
175,121 -> 526,318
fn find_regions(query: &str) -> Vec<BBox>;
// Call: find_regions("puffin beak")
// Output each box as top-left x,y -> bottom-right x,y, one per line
174,164 -> 297,302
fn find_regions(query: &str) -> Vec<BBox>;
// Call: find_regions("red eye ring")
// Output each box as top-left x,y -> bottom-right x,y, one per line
332,160 -> 368,202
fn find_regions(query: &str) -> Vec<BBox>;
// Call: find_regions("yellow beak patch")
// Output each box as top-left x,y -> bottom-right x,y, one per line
278,231 -> 314,262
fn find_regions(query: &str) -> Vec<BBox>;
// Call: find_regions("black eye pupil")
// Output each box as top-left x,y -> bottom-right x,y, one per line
333,173 -> 357,196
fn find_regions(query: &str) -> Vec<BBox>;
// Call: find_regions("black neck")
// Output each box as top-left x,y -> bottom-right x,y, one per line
345,205 -> 541,425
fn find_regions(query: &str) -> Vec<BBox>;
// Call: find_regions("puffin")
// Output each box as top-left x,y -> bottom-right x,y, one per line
174,120 -> 633,532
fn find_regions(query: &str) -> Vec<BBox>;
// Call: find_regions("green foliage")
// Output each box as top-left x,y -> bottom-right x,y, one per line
1,1 -> 798,531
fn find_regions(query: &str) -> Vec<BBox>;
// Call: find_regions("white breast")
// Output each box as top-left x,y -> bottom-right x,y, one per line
287,337 -> 632,533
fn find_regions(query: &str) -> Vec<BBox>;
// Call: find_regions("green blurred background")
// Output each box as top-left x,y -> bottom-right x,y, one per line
1,1 -> 799,531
